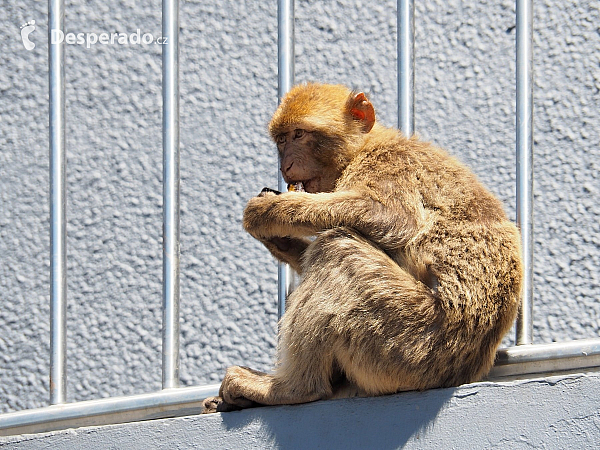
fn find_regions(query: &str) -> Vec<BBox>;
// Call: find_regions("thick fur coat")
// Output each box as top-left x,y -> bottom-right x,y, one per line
203,83 -> 522,412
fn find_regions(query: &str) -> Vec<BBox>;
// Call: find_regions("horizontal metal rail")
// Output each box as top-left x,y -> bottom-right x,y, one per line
2,339 -> 600,437
0,384 -> 219,437
487,338 -> 600,379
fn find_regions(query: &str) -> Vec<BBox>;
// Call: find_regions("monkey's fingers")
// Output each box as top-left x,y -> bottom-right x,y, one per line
259,187 -> 281,197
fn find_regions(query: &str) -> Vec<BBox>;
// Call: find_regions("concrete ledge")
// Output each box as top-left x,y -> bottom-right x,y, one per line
2,372 -> 599,449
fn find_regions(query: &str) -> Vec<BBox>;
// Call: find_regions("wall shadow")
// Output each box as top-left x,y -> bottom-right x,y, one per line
217,387 -> 456,449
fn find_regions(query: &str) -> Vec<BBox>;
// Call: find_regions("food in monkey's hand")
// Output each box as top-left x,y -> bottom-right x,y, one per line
258,182 -> 304,197
202,82 -> 523,415
287,182 -> 305,192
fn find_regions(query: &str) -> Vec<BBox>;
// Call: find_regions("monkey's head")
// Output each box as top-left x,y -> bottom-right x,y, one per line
269,83 -> 376,193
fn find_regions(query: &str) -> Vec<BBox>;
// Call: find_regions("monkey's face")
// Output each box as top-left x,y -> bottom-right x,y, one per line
269,83 -> 377,193
275,127 -> 342,193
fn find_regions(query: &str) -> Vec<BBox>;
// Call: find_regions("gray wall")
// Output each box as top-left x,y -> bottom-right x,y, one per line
2,373 -> 600,448
1,0 -> 598,414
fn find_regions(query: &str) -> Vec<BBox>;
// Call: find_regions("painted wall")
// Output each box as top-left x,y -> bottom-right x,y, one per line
1,0 -> 598,414
2,373 -> 600,448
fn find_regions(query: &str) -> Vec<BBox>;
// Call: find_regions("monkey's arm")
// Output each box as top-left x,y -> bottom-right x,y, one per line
243,190 -> 414,247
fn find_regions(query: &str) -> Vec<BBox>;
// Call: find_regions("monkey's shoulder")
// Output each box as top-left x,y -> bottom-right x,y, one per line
345,136 -> 469,182
339,137 -> 508,223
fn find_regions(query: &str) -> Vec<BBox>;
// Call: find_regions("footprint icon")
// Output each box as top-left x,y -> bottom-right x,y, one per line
20,20 -> 36,51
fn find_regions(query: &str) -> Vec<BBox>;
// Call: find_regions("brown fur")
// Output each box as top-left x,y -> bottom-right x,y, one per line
202,83 -> 522,413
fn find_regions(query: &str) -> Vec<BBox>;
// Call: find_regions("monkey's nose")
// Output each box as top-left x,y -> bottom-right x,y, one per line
283,161 -> 294,176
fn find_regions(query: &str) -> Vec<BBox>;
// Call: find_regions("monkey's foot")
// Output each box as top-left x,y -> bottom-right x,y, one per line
220,366 -> 270,408
201,396 -> 243,414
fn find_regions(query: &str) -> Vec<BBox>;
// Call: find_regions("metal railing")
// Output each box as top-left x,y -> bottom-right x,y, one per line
161,0 -> 182,391
397,0 -> 415,137
277,0 -> 296,319
48,0 -> 67,407
1,0 -> 599,438
515,0 -> 535,345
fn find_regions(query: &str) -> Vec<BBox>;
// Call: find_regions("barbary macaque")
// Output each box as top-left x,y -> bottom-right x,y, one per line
202,83 -> 522,413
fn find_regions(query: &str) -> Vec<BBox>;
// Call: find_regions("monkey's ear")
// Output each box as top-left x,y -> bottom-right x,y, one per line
349,92 -> 375,133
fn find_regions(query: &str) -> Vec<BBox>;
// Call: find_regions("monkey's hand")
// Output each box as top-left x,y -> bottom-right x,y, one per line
245,192 -> 310,272
243,190 -> 322,240
258,187 -> 281,197
243,192 -> 286,239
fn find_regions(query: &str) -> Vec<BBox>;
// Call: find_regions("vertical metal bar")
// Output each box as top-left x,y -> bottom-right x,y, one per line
49,0 -> 67,405
162,0 -> 181,389
277,0 -> 295,320
397,0 -> 415,136
515,0 -> 534,345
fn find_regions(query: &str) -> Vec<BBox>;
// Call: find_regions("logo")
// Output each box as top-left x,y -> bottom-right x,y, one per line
20,20 -> 36,51
51,29 -> 167,48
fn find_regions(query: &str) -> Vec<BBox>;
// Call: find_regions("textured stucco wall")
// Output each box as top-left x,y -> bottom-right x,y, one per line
1,0 -> 598,414
2,373 -> 600,448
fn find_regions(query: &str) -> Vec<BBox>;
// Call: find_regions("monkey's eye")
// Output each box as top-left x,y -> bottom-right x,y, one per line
294,129 -> 305,139
276,134 -> 286,144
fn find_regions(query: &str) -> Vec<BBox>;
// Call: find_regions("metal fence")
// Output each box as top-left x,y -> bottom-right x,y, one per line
1,0 -> 599,437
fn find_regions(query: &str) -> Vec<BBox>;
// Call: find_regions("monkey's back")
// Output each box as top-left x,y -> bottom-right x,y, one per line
335,132 -> 523,386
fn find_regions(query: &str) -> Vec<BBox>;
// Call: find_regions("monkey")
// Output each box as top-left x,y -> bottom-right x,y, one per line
202,82 -> 523,413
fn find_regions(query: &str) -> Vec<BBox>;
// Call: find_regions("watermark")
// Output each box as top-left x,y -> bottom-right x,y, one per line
51,29 -> 167,48
19,20 -> 167,51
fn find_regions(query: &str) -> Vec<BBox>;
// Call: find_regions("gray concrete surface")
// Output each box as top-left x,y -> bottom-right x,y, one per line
2,372 -> 600,449
1,0 -> 598,416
